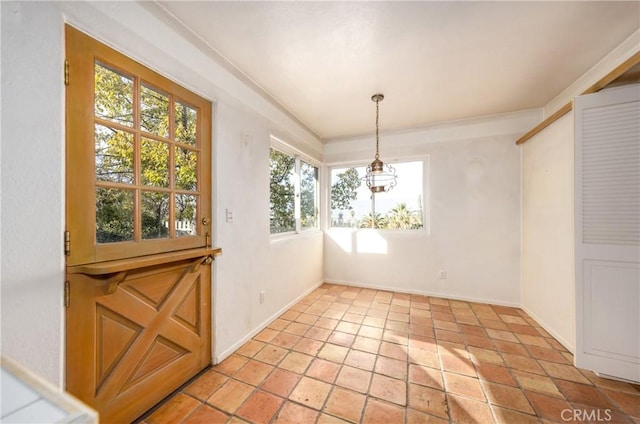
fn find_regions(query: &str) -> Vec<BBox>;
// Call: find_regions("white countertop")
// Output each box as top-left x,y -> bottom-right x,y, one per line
0,356 -> 97,423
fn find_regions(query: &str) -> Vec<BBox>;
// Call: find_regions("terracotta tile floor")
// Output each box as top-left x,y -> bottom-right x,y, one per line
140,283 -> 640,424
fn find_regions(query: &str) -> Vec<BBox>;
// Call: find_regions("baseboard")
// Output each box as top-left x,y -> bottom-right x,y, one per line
213,280 -> 324,364
521,305 -> 575,354
323,279 -> 521,308
595,372 -> 640,385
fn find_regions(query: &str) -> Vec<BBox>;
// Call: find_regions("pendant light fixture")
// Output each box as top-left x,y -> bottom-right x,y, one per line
365,93 -> 397,193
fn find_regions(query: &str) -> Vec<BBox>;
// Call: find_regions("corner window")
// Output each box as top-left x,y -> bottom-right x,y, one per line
270,145 -> 319,235
330,160 -> 424,229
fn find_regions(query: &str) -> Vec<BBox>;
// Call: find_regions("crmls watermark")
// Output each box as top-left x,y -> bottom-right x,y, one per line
561,408 -> 612,422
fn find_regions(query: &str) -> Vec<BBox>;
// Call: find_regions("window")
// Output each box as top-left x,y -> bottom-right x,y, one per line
269,148 -> 296,233
330,160 -> 424,229
66,26 -> 212,265
269,145 -> 319,235
300,161 -> 319,229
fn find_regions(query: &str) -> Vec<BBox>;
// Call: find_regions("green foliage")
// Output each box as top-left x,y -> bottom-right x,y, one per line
141,138 -> 169,187
269,153 -> 319,232
96,188 -> 134,243
175,102 -> 197,145
359,212 -> 388,229
94,66 -> 137,242
269,149 -> 296,233
95,125 -> 134,183
175,194 -> 196,236
175,147 -> 197,190
300,161 -> 318,229
95,63 -> 133,126
331,168 -> 361,212
141,192 -> 169,239
386,202 -> 423,229
140,84 -> 169,137
332,199 -> 423,230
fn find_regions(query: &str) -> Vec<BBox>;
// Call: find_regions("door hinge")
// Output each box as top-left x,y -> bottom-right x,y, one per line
64,59 -> 69,86
64,280 -> 70,308
64,230 -> 70,256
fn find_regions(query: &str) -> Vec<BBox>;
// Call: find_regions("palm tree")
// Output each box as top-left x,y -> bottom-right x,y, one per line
359,212 -> 388,229
387,203 -> 422,229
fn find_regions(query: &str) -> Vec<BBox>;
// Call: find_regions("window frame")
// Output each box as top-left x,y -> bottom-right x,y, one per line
327,158 -> 428,232
269,137 -> 321,237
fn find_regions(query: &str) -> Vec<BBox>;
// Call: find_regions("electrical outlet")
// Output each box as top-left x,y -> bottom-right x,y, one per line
226,208 -> 233,223
260,291 -> 265,304
439,270 -> 447,279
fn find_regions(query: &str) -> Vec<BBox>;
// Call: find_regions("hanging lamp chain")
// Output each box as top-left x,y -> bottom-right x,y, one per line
375,97 -> 380,160
366,93 -> 396,193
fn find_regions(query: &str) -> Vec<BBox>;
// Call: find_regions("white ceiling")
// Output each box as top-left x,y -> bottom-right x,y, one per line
157,1 -> 639,140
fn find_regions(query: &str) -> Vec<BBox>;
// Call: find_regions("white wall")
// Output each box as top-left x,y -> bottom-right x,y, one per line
1,1 -> 66,386
213,103 -> 324,361
521,113 -> 575,351
520,30 -> 639,353
1,1 -> 323,387
324,111 -> 540,306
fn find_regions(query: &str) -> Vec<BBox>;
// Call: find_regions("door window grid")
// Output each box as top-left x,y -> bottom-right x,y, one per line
94,62 -> 201,243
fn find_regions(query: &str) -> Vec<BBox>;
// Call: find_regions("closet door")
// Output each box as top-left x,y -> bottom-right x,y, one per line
575,84 -> 640,382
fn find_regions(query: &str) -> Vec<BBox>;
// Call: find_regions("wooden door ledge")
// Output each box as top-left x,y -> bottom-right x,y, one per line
67,247 -> 222,276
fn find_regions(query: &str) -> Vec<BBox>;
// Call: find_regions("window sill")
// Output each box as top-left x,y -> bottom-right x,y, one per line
270,229 -> 323,243
327,227 -> 429,236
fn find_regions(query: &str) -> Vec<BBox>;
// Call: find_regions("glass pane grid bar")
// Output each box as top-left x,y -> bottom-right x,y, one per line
168,91 -> 175,239
95,182 -> 174,193
132,71 -> 142,241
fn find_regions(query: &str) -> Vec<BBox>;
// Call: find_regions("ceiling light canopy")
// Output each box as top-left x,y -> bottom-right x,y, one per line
364,94 -> 397,193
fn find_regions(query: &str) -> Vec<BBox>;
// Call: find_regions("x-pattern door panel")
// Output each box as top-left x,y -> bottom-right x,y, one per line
66,258 -> 211,423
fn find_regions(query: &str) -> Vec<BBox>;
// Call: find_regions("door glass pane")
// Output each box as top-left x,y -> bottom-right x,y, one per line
175,194 -> 198,237
269,148 -> 295,234
175,147 -> 197,191
175,102 -> 197,146
94,63 -> 133,126
300,161 -> 319,230
141,138 -> 169,187
95,124 -> 134,184
96,188 -> 134,243
140,84 -> 169,137
141,191 -> 170,240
